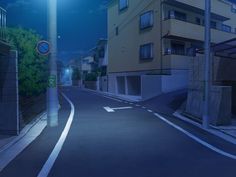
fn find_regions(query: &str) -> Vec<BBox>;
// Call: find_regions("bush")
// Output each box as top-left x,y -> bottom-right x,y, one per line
6,27 -> 48,97
85,73 -> 97,81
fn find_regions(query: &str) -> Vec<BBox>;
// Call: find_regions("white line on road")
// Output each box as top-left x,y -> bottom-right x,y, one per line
102,96 -> 123,102
147,110 -> 153,113
38,93 -> 75,177
104,107 -> 115,112
103,106 -> 133,113
154,113 -> 236,160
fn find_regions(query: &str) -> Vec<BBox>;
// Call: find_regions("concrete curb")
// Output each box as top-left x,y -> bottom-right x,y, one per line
173,110 -> 236,145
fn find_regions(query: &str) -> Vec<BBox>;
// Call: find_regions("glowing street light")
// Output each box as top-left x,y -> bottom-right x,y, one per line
47,0 -> 58,127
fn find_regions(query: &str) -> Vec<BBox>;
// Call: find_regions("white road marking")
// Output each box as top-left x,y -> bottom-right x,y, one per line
104,107 -> 115,113
103,106 -> 133,113
37,93 -> 75,177
142,106 -> 146,109
148,110 -> 153,113
154,113 -> 236,160
103,96 -> 123,102
136,104 -> 141,107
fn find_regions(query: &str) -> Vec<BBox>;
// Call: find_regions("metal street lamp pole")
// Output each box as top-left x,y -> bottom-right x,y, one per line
203,0 -> 211,129
47,0 -> 58,127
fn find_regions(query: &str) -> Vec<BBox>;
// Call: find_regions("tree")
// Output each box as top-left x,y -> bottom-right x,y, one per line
72,67 -> 81,81
6,27 -> 48,97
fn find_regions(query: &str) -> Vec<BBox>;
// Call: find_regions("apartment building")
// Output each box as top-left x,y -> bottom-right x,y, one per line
108,0 -> 236,101
0,7 -> 19,135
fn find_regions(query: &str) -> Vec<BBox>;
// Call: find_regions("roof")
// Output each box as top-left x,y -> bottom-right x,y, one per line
211,38 -> 236,58
198,38 -> 236,59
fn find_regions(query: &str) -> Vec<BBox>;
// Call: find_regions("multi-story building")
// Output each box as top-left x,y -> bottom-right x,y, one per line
108,0 -> 236,101
0,7 -> 8,54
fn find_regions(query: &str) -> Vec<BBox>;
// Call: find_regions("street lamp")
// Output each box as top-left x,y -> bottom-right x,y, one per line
47,0 -> 58,127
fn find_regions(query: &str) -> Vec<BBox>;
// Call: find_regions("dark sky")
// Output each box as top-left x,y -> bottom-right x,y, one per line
0,0 -> 236,62
0,0 -> 108,61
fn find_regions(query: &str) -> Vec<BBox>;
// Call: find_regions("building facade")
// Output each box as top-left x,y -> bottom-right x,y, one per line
108,0 -> 236,101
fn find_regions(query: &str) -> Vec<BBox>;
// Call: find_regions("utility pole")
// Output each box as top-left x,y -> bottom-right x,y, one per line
203,0 -> 211,129
47,0 -> 58,127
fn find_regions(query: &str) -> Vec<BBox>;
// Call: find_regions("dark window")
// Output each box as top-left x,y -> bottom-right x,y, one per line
140,11 -> 154,30
195,17 -> 201,25
115,26 -> 119,36
222,24 -> 231,33
140,43 -> 153,60
119,0 -> 128,11
211,21 -> 217,29
169,10 -> 186,21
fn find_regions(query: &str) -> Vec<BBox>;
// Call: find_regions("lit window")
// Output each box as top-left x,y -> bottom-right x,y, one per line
140,11 -> 154,30
119,0 -> 128,11
140,43 -> 153,60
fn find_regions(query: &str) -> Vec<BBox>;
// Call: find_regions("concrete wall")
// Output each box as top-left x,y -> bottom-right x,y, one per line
0,50 -> 19,135
186,57 -> 232,125
161,70 -> 189,93
141,75 -> 162,100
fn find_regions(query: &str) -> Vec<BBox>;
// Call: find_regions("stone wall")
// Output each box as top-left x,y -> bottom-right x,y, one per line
0,50 -> 19,135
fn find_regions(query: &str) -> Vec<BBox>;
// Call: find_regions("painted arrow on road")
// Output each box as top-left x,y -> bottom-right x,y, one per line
103,106 -> 133,113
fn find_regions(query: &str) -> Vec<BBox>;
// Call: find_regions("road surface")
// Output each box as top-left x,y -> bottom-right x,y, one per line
1,87 -> 236,177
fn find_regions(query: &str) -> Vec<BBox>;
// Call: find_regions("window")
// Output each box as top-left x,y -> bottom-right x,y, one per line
195,17 -> 201,25
115,26 -> 119,36
119,0 -> 128,11
140,11 -> 154,30
210,21 -> 217,29
168,10 -> 186,21
222,24 -> 231,33
140,43 -> 153,60
232,4 -> 236,13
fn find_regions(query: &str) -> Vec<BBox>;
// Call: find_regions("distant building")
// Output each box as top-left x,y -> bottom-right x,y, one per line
108,0 -> 236,101
0,7 -> 19,135
81,56 -> 95,78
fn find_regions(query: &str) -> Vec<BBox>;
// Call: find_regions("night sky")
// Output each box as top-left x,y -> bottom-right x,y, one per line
0,0 -> 235,62
0,0 -> 108,62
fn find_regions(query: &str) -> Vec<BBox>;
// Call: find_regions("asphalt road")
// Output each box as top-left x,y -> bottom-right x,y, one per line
1,87 -> 236,177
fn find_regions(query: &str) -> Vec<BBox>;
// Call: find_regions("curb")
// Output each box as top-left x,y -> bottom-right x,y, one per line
173,110 -> 236,145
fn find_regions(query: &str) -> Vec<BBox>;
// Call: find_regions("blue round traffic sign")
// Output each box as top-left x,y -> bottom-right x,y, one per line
36,40 -> 50,56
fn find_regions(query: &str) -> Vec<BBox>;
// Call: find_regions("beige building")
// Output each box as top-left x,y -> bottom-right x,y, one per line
107,0 -> 236,101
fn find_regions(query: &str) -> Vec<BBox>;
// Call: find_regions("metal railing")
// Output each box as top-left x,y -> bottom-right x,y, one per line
164,15 -> 236,34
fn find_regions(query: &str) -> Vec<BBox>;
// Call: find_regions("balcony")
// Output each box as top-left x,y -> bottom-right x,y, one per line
162,18 -> 236,44
163,52 -> 193,71
163,0 -> 231,21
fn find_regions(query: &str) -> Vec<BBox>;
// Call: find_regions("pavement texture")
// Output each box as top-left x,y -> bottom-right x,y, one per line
0,87 -> 236,177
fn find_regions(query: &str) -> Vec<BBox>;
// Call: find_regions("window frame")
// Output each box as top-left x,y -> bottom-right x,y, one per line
140,10 -> 154,30
139,43 -> 154,60
119,0 -> 129,11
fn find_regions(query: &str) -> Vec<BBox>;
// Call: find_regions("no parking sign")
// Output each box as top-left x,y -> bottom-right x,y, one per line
36,40 -> 51,56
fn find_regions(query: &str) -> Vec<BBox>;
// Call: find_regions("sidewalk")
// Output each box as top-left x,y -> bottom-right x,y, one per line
0,112 -> 47,171
84,88 -> 236,144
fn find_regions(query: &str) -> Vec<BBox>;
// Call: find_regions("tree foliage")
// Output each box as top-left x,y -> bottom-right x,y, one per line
6,27 -> 48,97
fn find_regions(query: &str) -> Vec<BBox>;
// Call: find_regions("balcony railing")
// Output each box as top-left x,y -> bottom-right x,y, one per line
164,48 -> 197,57
0,7 -> 7,41
164,16 -> 236,35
